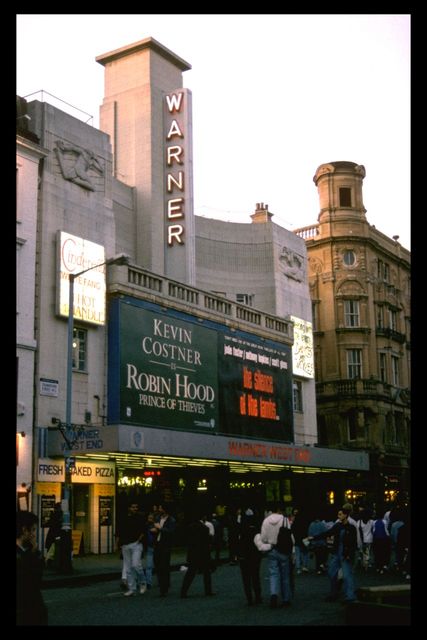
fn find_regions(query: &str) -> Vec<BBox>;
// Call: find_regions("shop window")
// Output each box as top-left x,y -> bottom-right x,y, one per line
339,187 -> 352,207
347,349 -> 362,379
344,299 -> 360,327
73,327 -> 87,372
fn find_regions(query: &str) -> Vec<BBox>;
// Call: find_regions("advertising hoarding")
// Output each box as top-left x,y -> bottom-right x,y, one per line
109,297 -> 293,442
56,231 -> 106,325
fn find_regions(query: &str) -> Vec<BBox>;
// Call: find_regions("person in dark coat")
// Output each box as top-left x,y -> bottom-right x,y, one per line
308,505 -> 358,603
45,502 -> 62,565
180,514 -> 215,597
153,504 -> 176,596
237,508 -> 263,606
17,511 -> 48,625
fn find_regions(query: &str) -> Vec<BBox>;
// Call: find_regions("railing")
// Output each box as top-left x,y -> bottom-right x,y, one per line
316,379 -> 410,405
375,327 -> 406,344
294,224 -> 320,239
109,263 -> 293,343
22,90 -> 94,125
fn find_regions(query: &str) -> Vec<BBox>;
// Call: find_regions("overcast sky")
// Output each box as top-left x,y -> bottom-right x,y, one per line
16,14 -> 411,249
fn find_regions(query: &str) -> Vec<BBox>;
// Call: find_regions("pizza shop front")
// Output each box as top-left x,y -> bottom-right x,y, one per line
35,457 -> 116,557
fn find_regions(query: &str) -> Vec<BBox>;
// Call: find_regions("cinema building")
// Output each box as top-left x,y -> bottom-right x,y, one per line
18,38 -> 374,554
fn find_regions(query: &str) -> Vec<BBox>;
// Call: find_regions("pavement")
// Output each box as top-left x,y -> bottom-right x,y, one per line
43,547 -> 206,588
42,553 -> 411,626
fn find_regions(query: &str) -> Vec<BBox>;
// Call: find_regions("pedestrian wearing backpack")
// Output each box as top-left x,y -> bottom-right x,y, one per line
307,505 -> 357,603
260,503 -> 294,609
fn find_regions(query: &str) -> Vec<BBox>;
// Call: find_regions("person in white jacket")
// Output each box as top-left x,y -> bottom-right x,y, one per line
260,503 -> 294,608
356,512 -> 374,571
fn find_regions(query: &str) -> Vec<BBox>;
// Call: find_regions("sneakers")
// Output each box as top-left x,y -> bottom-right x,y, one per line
302,567 -> 309,573
139,584 -> 147,594
124,590 -> 135,597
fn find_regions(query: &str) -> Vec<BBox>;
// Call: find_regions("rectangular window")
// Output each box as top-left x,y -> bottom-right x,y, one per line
347,349 -> 362,379
386,412 -> 396,444
383,263 -> 390,282
379,353 -> 387,382
293,380 -> 303,412
389,309 -> 397,331
312,302 -> 318,331
377,305 -> 384,329
391,356 -> 399,386
339,187 -> 352,207
394,412 -> 404,445
377,259 -> 390,282
73,327 -> 87,372
236,293 -> 253,307
344,300 -> 360,327
347,412 -> 358,441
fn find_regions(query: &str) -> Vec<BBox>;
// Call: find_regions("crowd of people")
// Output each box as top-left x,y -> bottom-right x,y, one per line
114,499 -> 411,609
16,498 -> 411,624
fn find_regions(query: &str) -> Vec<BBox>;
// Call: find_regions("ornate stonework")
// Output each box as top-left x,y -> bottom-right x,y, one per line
54,139 -> 104,191
308,256 -> 323,274
279,247 -> 305,282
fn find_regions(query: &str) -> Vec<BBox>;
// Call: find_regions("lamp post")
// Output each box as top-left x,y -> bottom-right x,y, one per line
59,252 -> 129,573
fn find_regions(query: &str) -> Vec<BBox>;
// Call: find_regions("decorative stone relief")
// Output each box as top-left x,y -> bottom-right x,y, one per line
308,256 -> 323,274
279,247 -> 305,281
54,139 -> 104,191
336,278 -> 365,296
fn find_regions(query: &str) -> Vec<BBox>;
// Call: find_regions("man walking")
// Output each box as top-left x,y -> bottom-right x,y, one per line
307,505 -> 357,603
116,503 -> 147,597
260,503 -> 293,608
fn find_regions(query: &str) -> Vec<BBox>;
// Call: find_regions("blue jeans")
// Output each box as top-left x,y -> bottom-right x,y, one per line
295,544 -> 309,571
268,548 -> 292,603
328,553 -> 356,601
122,542 -> 146,592
144,546 -> 154,586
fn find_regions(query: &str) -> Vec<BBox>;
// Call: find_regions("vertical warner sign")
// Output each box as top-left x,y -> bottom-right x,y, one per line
164,89 -> 195,283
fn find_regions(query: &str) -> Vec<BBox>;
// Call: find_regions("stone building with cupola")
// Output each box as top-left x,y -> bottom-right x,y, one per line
294,161 -> 410,508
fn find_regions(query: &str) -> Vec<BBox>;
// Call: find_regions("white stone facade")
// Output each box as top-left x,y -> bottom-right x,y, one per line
16,135 -> 47,499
